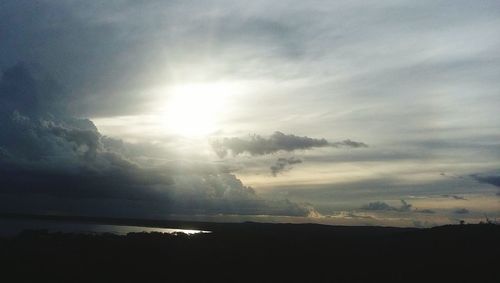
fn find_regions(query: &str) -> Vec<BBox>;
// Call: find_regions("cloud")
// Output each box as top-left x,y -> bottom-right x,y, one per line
454,208 -> 470,215
331,139 -> 368,148
270,157 -> 302,176
471,174 -> 500,187
211,131 -> 367,158
167,172 -> 315,218
327,211 -> 375,220
415,209 -> 436,214
362,201 -> 394,211
0,64 -> 67,117
361,200 -> 412,212
441,194 -> 467,200
362,200 -> 439,215
470,173 -> 500,196
167,173 -> 319,217
2,1 -> 499,225
0,64 -> 317,218
399,200 -> 412,212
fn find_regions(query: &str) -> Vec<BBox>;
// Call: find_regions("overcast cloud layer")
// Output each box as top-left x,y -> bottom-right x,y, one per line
1,0 -> 499,226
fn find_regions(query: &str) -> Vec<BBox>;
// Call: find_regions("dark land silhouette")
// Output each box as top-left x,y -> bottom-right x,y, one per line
0,213 -> 498,283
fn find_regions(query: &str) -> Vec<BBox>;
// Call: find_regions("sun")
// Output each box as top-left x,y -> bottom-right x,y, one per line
161,82 -> 232,137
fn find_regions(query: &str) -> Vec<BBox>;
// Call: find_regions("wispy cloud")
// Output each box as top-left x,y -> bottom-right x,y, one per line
211,131 -> 367,158
270,157 -> 302,176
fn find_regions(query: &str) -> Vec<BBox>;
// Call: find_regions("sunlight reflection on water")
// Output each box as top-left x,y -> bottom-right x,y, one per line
110,226 -> 211,235
0,219 -> 211,236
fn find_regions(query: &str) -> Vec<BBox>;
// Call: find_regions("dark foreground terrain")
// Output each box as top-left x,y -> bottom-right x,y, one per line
0,216 -> 498,283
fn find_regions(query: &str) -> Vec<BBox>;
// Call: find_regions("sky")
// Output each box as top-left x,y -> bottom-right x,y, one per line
0,0 -> 499,227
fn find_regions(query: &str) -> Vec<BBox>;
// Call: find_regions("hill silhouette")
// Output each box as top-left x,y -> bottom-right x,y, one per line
0,214 -> 498,283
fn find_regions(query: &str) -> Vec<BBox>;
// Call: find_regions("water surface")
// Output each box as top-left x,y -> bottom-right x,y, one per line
0,218 -> 210,236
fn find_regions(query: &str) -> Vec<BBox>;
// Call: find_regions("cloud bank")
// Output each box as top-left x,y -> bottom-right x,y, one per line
471,173 -> 500,196
361,200 -> 412,212
1,0 -> 499,225
0,64 -> 318,218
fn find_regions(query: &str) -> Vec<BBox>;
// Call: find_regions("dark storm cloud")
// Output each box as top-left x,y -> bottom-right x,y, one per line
0,65 -> 164,201
2,0 -> 499,224
2,0 -> 500,125
0,1 -> 309,117
211,131 -> 367,158
0,64 -> 67,117
168,174 -> 317,217
0,64 -> 101,162
361,200 -> 412,212
0,0 -> 175,116
0,164 -> 166,201
470,173 -> 500,196
471,174 -> 500,187
270,157 -> 302,177
0,65 -> 317,218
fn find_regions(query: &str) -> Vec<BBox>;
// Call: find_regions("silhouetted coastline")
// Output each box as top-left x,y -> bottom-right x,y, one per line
0,213 -> 498,283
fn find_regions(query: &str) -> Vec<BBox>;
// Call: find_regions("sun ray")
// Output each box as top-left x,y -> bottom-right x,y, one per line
161,82 -> 234,137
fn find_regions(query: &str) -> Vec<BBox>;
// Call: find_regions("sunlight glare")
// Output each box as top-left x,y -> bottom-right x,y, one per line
162,82 -> 233,137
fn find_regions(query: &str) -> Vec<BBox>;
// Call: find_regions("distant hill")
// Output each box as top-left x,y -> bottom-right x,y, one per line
0,212 -> 498,282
